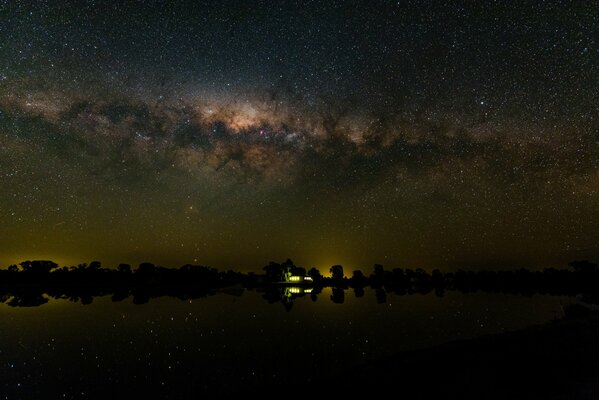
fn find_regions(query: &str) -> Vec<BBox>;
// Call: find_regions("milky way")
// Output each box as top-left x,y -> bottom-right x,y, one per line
0,1 -> 597,270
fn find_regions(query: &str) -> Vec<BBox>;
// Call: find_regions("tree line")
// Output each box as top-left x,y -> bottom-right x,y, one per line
0,258 -> 598,307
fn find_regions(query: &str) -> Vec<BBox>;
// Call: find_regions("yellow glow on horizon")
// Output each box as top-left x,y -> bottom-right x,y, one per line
0,253 -> 75,269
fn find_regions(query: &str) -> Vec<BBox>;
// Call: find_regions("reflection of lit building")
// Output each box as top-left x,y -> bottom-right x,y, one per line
287,286 -> 313,294
284,286 -> 313,299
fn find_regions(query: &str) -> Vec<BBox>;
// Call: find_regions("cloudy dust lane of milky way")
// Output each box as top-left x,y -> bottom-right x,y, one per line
0,1 -> 597,270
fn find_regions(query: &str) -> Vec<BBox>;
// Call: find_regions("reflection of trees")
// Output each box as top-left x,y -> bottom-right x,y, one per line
111,291 -> 128,302
7,294 -> 49,307
133,291 -> 150,305
354,286 -> 365,298
375,289 -> 386,304
331,287 -> 345,304
259,285 -> 318,310
261,286 -> 294,311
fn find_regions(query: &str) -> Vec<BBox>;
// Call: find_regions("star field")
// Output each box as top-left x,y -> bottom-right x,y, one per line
0,0 -> 597,270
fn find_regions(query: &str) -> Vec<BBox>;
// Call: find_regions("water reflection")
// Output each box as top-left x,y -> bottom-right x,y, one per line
0,289 -> 580,399
0,281 -> 596,310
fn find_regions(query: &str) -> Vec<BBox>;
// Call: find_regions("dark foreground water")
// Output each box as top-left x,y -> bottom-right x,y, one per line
0,288 -> 575,399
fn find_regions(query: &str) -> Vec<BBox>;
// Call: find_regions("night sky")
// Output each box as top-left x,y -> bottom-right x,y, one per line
0,0 -> 597,271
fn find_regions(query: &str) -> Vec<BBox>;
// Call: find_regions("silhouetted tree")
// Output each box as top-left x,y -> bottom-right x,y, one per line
118,263 -> 132,274
568,260 -> 598,273
19,260 -> 58,274
308,267 -> 322,281
263,261 -> 283,281
135,262 -> 157,284
373,264 -> 385,277
432,269 -> 443,284
350,270 -> 367,286
370,264 -> 386,288
281,258 -> 297,280
292,266 -> 307,277
89,260 -> 102,270
330,265 -> 344,281
137,262 -> 156,274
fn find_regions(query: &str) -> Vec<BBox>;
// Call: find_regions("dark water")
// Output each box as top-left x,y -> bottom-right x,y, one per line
0,288 -> 573,399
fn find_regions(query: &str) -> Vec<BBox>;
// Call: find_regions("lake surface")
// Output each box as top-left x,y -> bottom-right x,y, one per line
0,288 -> 574,398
